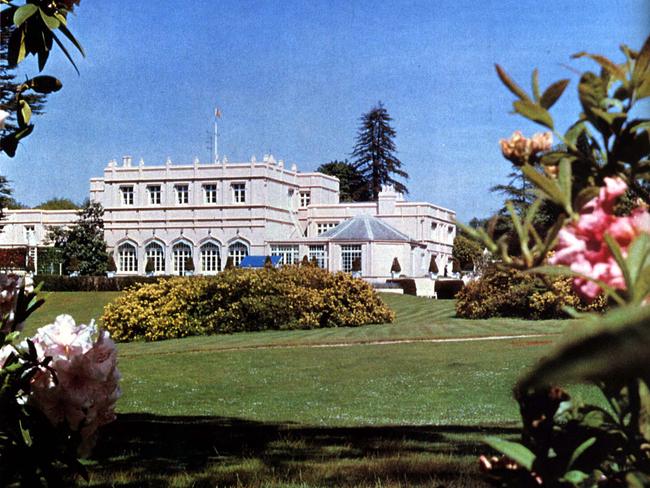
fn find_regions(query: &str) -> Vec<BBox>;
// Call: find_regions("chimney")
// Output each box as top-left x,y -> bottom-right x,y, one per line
122,155 -> 132,167
378,184 -> 397,215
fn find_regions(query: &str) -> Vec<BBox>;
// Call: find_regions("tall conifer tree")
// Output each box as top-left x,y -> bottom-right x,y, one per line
351,102 -> 409,200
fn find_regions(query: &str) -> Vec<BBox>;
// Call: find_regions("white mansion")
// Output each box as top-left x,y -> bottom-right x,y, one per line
0,155 -> 456,278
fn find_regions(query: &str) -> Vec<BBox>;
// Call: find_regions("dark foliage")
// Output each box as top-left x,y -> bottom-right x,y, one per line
351,102 -> 409,199
316,160 -> 371,202
34,275 -> 162,292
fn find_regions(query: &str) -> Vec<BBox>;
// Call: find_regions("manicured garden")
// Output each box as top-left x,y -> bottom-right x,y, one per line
23,291 -> 604,487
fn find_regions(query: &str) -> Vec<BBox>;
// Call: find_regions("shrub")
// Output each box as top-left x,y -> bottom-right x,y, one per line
102,266 -> 395,342
184,257 -> 195,272
107,256 -> 117,272
0,247 -> 27,270
145,259 -> 155,274
390,257 -> 401,274
455,269 -> 607,319
428,255 -> 438,274
34,275 -> 161,291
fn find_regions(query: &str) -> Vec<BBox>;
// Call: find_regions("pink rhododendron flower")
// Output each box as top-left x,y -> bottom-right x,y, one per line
29,314 -> 121,455
549,177 -> 650,301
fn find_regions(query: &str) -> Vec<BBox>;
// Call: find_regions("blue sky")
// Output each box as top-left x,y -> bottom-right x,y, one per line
2,0 -> 648,222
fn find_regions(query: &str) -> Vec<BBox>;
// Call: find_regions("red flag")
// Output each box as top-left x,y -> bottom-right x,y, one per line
215,107 -> 222,119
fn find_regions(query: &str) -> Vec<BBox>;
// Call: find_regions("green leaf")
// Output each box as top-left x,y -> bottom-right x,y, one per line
495,64 -> 530,101
567,437 -> 596,469
57,22 -> 86,57
603,234 -> 632,292
564,120 -> 588,147
632,35 -> 650,100
627,234 -> 650,290
520,164 -> 564,205
13,4 -> 38,27
513,100 -> 554,129
518,305 -> 650,388
540,79 -> 570,109
562,470 -> 589,485
27,75 -> 62,94
18,100 -> 31,126
557,159 -> 572,211
38,8 -> 60,30
572,51 -> 627,83
50,31 -> 80,75
485,437 -> 535,470
627,471 -> 650,488
573,187 -> 599,212
532,69 -> 540,102
19,419 -> 32,447
578,72 -> 609,134
581,410 -> 606,428
634,265 -> 650,305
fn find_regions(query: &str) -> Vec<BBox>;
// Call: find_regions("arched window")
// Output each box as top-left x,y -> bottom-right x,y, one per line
172,242 -> 192,275
228,242 -> 248,267
118,243 -> 137,273
201,242 -> 221,273
145,242 -> 165,273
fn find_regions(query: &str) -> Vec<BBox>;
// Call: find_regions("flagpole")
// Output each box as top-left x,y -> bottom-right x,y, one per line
213,116 -> 218,163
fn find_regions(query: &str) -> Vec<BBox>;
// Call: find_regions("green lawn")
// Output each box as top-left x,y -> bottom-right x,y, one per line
22,291 -> 602,487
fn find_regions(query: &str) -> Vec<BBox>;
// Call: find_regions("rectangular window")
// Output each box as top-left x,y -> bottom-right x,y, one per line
232,183 -> 246,203
147,185 -> 161,205
203,184 -> 218,204
120,186 -> 134,206
317,222 -> 339,235
175,184 -> 189,205
270,245 -> 299,265
308,245 -> 327,268
299,191 -> 311,208
341,244 -> 362,273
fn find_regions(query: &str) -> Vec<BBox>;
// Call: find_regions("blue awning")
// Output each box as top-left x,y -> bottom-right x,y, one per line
239,255 -> 283,268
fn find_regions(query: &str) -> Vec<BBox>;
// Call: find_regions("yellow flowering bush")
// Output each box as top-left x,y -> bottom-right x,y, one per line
456,269 -> 607,320
102,267 -> 394,341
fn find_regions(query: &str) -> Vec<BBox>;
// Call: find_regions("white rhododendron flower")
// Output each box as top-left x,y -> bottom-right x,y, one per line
0,274 -> 23,332
29,314 -> 121,455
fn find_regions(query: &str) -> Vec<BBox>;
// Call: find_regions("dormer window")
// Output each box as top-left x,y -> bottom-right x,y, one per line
120,186 -> 134,206
175,184 -> 189,205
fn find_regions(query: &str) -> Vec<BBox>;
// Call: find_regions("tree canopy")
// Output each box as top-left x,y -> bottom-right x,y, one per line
47,201 -> 108,275
316,160 -> 370,202
351,102 -> 408,200
36,197 -> 79,210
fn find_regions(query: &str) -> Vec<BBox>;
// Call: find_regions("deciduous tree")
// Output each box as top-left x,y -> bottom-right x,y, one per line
47,201 -> 108,275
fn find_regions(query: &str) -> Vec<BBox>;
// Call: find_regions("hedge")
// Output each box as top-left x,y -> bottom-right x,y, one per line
102,266 -> 396,342
434,279 -> 465,299
386,278 -> 416,295
34,275 -> 162,292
